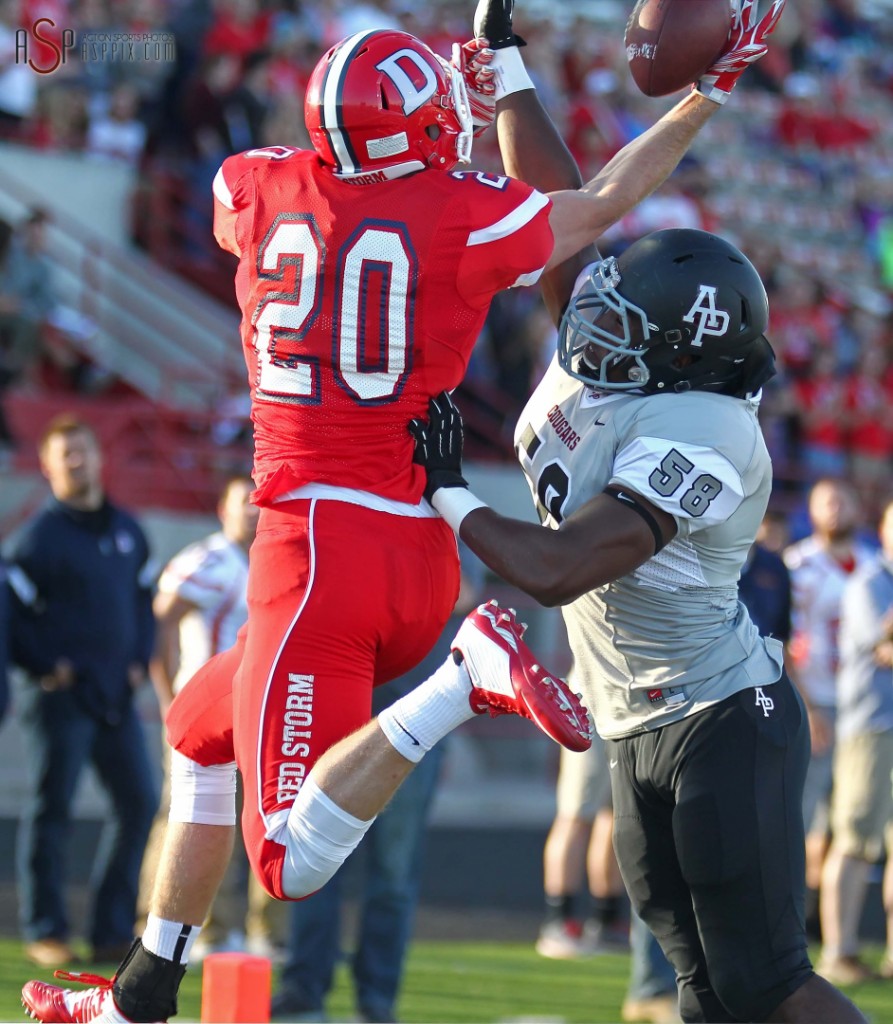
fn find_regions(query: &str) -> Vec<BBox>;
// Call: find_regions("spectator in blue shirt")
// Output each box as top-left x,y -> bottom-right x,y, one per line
0,555 -> 9,722
0,208 -> 54,383
739,510 -> 793,645
6,414 -> 158,968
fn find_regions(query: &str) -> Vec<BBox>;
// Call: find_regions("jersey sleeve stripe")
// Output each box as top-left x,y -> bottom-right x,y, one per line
467,191 -> 550,247
212,167 -> 236,210
513,268 -> 545,287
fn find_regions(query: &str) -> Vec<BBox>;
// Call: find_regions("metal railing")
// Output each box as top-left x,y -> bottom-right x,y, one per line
0,150 -> 244,411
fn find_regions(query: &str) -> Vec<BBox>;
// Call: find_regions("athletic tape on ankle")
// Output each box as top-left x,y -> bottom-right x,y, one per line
431,487 -> 488,532
168,751 -> 237,825
491,46 -> 535,101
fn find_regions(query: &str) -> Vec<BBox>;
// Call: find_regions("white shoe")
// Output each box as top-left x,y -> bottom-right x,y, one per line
535,920 -> 591,959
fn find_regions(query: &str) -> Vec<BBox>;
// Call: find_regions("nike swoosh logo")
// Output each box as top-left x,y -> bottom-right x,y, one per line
593,419 -> 606,427
609,759 -> 618,768
395,720 -> 420,746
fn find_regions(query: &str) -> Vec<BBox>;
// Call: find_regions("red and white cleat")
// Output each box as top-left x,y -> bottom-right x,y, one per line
21,972 -> 147,1024
452,600 -> 593,752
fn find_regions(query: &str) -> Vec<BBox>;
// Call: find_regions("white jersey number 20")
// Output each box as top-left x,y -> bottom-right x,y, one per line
252,215 -> 413,406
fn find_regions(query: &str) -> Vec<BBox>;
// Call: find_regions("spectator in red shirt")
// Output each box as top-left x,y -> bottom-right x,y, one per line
770,268 -> 839,378
776,73 -> 875,152
792,348 -> 850,478
202,0 -> 271,64
845,344 -> 893,520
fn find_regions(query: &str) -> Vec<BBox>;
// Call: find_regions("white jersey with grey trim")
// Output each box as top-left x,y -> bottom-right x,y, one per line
783,536 -> 874,709
515,356 -> 784,739
157,531 -> 249,693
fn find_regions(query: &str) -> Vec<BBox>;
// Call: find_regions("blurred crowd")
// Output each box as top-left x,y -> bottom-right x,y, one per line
1,0 -> 893,510
2,5 -> 893,1016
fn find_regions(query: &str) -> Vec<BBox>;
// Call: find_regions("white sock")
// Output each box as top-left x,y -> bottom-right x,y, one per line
142,914 -> 200,965
377,653 -> 475,763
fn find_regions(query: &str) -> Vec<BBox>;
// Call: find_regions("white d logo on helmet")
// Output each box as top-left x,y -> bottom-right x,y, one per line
375,49 -> 438,116
682,285 -> 731,347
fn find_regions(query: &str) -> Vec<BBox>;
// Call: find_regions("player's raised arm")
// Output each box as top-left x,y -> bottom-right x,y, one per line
476,0 -> 786,311
545,92 -> 718,272
473,0 -> 588,321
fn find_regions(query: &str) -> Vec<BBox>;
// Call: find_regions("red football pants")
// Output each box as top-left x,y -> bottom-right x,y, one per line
167,499 -> 460,898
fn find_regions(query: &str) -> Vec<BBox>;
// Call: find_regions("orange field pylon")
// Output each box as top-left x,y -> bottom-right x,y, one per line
201,952 -> 272,1023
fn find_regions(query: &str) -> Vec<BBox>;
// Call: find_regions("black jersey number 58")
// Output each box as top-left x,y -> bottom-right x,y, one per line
648,449 -> 722,517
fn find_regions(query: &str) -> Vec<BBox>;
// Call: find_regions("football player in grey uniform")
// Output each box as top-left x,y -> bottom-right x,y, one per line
414,240 -> 865,1024
410,3 -> 867,1022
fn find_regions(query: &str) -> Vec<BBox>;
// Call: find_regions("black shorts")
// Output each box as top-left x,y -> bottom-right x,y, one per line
608,673 -> 814,1023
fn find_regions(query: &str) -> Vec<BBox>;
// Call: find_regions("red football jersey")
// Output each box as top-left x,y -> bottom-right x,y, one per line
213,146 -> 554,506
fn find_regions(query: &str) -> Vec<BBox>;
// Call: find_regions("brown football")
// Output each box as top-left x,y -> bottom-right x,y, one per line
625,0 -> 732,97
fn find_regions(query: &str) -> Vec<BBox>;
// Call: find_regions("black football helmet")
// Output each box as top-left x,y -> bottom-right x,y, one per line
557,228 -> 776,397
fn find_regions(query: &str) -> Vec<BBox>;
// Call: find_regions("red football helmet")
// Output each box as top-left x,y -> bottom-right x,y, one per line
304,29 -> 474,181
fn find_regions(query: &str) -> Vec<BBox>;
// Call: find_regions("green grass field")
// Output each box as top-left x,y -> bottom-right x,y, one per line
4,937 -> 893,1023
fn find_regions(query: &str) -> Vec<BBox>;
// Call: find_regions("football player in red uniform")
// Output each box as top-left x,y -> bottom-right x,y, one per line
22,15 -> 765,1023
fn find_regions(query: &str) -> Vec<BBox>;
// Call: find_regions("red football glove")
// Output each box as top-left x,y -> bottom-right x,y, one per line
452,39 -> 496,137
696,0 -> 786,105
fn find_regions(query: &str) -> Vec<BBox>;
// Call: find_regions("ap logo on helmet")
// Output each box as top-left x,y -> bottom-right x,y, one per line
683,285 -> 731,347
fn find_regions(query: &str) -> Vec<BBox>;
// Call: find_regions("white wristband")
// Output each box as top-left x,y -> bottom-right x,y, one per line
431,487 -> 489,532
491,46 -> 535,101
695,76 -> 729,105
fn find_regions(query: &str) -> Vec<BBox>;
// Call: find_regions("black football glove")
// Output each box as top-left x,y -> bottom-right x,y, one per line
409,391 -> 468,503
473,0 -> 526,48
